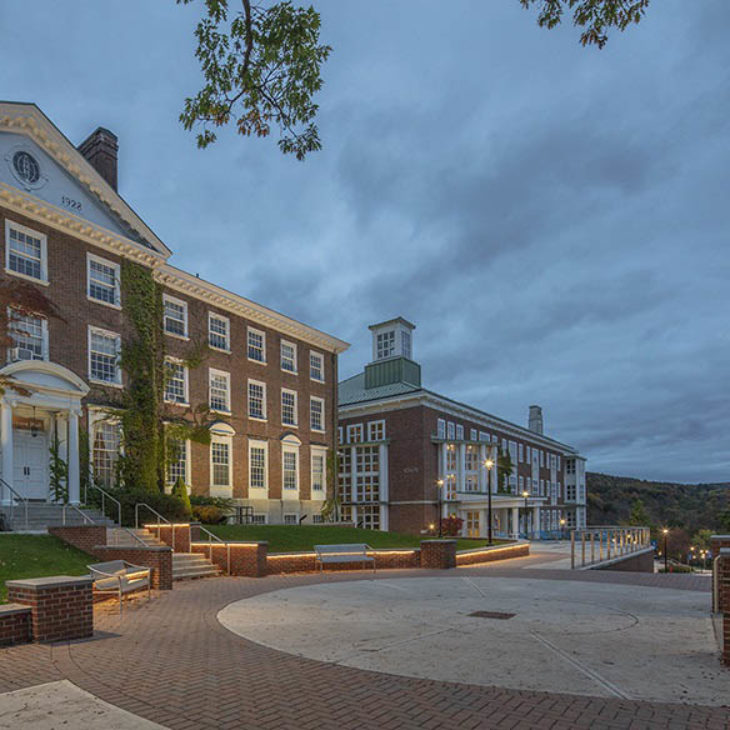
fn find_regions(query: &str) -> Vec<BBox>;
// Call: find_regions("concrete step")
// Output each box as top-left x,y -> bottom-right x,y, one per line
172,565 -> 222,580
106,527 -> 164,547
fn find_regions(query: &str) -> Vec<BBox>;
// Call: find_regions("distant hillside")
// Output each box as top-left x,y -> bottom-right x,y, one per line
586,473 -> 729,534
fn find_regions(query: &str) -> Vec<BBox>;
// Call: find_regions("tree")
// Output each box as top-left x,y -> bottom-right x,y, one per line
178,0 -> 331,160
497,449 -> 514,493
178,1 -> 653,159
628,498 -> 650,527
519,0 -> 651,49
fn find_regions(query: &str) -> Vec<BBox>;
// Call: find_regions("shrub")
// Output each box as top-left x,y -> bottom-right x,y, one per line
192,505 -> 227,524
110,487 -> 190,527
440,515 -> 464,537
190,494 -> 234,511
171,478 -> 192,515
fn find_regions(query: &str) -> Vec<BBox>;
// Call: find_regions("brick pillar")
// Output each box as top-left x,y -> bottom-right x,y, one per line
190,522 -> 201,543
92,545 -> 173,590
6,576 -> 93,643
719,549 -> 730,666
191,541 -> 268,577
420,540 -> 457,569
711,536 -> 730,612
0,604 -> 32,646
146,524 -> 191,553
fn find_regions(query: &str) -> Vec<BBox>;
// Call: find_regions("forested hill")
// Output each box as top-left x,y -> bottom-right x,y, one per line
586,473 -> 729,533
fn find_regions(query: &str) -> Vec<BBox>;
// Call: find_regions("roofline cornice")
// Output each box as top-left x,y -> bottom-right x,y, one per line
155,264 -> 350,355
0,183 -> 163,267
0,103 -> 172,257
339,390 -> 580,454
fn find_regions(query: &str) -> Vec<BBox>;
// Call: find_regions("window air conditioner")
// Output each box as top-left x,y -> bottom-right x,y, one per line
9,347 -> 34,361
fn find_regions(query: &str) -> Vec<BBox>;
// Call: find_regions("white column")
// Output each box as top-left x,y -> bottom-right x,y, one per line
0,399 -> 13,504
491,445 -> 499,494
458,443 -> 466,493
511,506 -> 519,539
478,444 -> 486,492
379,443 -> 388,531
350,446 -> 356,502
68,409 -> 80,505
533,506 -> 541,539
479,508 -> 487,538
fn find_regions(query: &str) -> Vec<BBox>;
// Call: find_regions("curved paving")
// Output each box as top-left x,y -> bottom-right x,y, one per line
0,561 -> 727,730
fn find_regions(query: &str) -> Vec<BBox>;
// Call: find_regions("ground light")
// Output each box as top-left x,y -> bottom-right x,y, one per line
559,517 -> 566,540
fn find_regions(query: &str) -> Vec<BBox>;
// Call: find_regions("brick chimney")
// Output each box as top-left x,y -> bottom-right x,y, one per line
77,127 -> 118,191
528,405 -> 544,435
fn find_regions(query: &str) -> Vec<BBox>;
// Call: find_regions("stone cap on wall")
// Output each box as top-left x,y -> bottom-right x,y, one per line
93,545 -> 172,552
6,575 -> 92,589
0,603 -> 32,616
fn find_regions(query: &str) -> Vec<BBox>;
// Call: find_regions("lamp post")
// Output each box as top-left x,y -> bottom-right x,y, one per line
662,528 -> 669,573
522,490 -> 530,539
484,457 -> 494,545
436,479 -> 444,538
559,517 -> 566,541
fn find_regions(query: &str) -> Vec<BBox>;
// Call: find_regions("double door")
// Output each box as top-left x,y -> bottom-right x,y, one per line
13,428 -> 49,500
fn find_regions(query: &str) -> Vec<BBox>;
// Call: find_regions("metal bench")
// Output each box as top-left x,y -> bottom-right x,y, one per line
314,544 -> 375,573
88,560 -> 152,613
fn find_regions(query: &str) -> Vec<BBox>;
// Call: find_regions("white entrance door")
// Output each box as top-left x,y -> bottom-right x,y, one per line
13,429 -> 49,500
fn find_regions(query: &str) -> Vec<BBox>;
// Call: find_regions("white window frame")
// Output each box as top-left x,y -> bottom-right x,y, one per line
447,422 -> 455,440
470,428 -> 477,441
88,326 -> 122,387
309,351 -> 324,382
282,443 -> 300,493
346,423 -> 363,443
86,253 -> 121,308
310,396 -> 325,433
208,368 -> 231,414
163,294 -> 189,339
164,357 -> 189,405
311,446 -> 327,494
208,312 -> 230,352
248,439 -> 268,494
4,219 -> 48,285
281,388 -> 298,427
280,339 -> 297,374
7,307 -> 48,362
166,437 -> 191,487
437,419 -> 446,439
247,379 -> 267,421
456,424 -> 464,440
247,326 -> 266,364
209,423 -> 235,495
367,420 -> 386,442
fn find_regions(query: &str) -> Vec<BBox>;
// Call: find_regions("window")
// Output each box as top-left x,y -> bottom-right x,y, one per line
7,309 -> 47,361
89,327 -> 121,385
284,514 -> 299,525
557,455 -> 561,470
470,428 -> 477,441
163,295 -> 188,338
167,438 -> 189,486
518,443 -> 524,462
211,441 -> 231,488
338,426 -> 344,444
358,504 -> 380,530
209,369 -> 230,413
437,419 -> 446,439
456,424 -> 464,440
540,451 -> 545,467
526,445 -> 531,462
164,359 -> 188,404
251,514 -> 267,525
310,351 -> 324,381
311,450 -> 325,493
376,330 -> 395,359
465,445 -> 479,471
208,313 -> 230,351
566,483 -> 577,501
501,438 -> 507,452
92,421 -> 120,488
346,423 -> 363,443
355,446 -> 380,502
479,431 -> 489,442
566,459 -> 576,474
401,330 -> 412,359
310,396 -> 324,432
247,327 -> 266,362
5,221 -> 46,282
248,440 -> 267,491
280,340 -> 297,373
447,422 -> 455,439
87,254 -> 120,306
248,380 -> 266,420
281,389 -> 298,426
283,450 -> 298,490
519,476 -> 524,490
367,420 -> 385,441
312,514 -> 324,524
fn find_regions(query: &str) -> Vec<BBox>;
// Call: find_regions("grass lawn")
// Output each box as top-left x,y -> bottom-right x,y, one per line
208,524 -> 508,553
0,534 -> 92,603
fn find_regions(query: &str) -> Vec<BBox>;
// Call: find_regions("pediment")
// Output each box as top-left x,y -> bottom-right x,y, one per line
1,360 -> 89,397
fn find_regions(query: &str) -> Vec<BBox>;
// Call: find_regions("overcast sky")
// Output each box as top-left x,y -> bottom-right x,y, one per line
1,1 -> 728,483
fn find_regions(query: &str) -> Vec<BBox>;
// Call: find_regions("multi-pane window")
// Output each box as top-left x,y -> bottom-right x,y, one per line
208,313 -> 230,351
338,426 -> 344,444
437,419 -> 446,439
284,514 -> 298,525
337,448 -> 351,503
281,389 -> 297,426
280,341 -> 297,372
164,359 -> 188,404
518,443 -> 524,462
283,450 -> 298,490
92,421 -> 120,488
311,451 -> 325,492
376,330 -> 395,359
465,445 -> 479,471
401,330 -> 412,359
248,380 -> 266,420
89,328 -> 121,384
479,431 -> 489,442
163,296 -> 188,337
310,397 -> 324,432
566,459 -> 576,474
356,476 -> 379,502
8,309 -> 46,361
310,351 -> 324,381
247,327 -> 265,362
367,420 -> 385,441
209,369 -> 230,412
5,222 -> 46,282
249,442 -> 267,490
358,504 -> 380,530
456,424 -> 464,440
211,441 -> 231,487
566,483 -> 577,501
447,422 -> 455,439
251,514 -> 267,525
346,423 -> 363,443
470,428 -> 477,441
167,438 -> 188,485
87,255 -> 120,306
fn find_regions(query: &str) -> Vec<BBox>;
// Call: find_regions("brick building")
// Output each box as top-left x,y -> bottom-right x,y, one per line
0,102 -> 348,524
338,318 -> 587,537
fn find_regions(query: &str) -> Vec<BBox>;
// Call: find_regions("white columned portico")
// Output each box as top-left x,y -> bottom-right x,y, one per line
533,506 -> 541,540
0,399 -> 14,503
511,506 -> 519,539
67,409 -> 80,505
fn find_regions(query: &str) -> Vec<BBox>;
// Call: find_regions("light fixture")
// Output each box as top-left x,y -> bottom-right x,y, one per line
30,406 -> 39,438
484,459 -> 494,469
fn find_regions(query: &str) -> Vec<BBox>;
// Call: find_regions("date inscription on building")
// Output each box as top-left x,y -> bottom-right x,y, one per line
61,195 -> 83,212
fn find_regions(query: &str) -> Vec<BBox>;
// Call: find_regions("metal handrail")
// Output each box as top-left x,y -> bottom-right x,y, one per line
134,503 -> 175,551
108,526 -> 149,548
197,525 -> 230,575
570,526 -> 651,569
0,477 -> 28,531
62,503 -> 97,526
84,482 -> 121,527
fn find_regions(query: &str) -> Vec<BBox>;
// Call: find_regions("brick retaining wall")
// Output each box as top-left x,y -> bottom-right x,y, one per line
0,603 -> 31,646
711,536 -> 730,613
267,548 -> 420,574
591,547 -> 654,573
456,542 -> 529,566
421,540 -> 457,569
92,545 -> 173,590
48,525 -> 107,554
6,576 -> 93,643
146,524 -> 191,553
191,542 -> 268,577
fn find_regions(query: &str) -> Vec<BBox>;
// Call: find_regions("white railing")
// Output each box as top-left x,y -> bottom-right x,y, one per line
571,526 -> 651,569
62,503 -> 97,526
135,503 -> 176,551
197,525 -> 230,575
84,482 -> 121,527
0,477 -> 28,530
